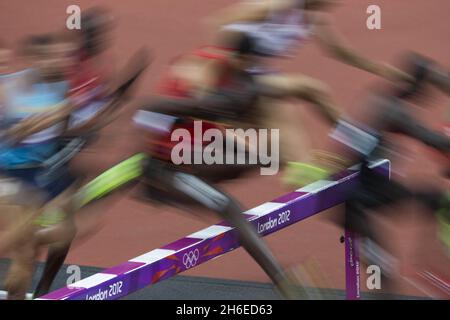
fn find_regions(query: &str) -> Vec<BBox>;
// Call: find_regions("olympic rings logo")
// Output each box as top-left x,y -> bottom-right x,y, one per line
182,249 -> 200,269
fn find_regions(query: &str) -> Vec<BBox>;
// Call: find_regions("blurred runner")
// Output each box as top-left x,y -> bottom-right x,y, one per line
30,34 -> 301,299
65,7 -> 118,135
207,0 -> 411,172
130,33 -> 315,299
287,55 -> 450,295
0,34 -> 79,299
31,7 -> 150,298
56,38 -> 304,298
0,29 -> 149,298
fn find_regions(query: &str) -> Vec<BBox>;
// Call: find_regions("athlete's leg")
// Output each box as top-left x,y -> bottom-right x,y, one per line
2,203 -> 42,300
255,74 -> 341,165
0,176 -> 69,299
33,154 -> 146,297
33,223 -> 75,298
32,185 -> 78,297
256,97 -> 312,166
256,73 -> 341,125
144,161 -> 299,299
4,238 -> 38,300
0,174 -> 45,292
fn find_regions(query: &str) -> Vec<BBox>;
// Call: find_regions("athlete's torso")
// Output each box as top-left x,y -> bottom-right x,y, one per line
139,47 -> 253,162
0,69 -> 69,168
67,57 -> 109,128
156,46 -> 238,99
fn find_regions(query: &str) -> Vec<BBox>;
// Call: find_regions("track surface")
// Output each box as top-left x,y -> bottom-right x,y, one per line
0,0 -> 449,298
0,259 -> 425,300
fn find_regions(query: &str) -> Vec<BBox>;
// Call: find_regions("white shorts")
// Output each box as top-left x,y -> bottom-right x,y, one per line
69,99 -> 109,129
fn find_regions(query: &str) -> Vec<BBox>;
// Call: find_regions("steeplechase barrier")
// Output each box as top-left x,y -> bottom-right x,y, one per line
37,159 -> 391,300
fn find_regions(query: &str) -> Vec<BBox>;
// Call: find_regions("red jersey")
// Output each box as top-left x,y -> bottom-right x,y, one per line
155,46 -> 234,98
142,46 -> 234,161
68,57 -> 109,108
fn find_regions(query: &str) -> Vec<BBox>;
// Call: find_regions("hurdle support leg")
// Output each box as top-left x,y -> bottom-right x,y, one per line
345,229 -> 360,300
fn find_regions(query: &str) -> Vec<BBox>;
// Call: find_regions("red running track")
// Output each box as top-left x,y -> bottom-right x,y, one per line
0,0 -> 449,298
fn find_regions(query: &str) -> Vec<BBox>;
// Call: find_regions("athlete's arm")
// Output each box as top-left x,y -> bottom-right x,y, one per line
62,97 -> 123,137
145,91 -> 245,122
64,48 -> 151,137
388,103 -> 450,153
428,64 -> 450,95
312,14 -> 412,83
400,121 -> 450,153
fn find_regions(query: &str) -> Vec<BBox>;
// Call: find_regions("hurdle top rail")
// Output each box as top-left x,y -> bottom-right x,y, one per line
38,159 -> 391,300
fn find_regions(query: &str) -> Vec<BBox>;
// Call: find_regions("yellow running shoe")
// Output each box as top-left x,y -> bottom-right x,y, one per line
283,162 -> 330,188
436,193 -> 450,256
34,208 -> 66,228
437,213 -> 450,256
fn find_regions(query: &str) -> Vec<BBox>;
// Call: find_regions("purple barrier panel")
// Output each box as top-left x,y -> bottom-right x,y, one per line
38,159 -> 390,300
